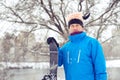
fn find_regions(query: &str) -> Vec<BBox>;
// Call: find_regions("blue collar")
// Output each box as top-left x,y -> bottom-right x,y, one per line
68,32 -> 86,42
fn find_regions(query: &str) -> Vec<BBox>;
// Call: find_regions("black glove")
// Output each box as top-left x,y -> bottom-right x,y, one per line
47,37 -> 59,47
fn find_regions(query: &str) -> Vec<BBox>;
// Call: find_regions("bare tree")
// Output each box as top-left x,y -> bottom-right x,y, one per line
0,0 -> 120,41
103,28 -> 120,59
0,33 -> 14,80
2,33 -> 12,62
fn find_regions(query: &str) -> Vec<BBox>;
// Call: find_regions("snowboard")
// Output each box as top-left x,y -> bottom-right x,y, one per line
42,37 -> 58,80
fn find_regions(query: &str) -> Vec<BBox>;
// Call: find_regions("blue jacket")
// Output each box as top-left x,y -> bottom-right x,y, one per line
58,32 -> 107,80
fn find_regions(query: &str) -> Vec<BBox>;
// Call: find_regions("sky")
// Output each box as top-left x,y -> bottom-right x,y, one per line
0,20 -> 21,37
0,0 -> 19,37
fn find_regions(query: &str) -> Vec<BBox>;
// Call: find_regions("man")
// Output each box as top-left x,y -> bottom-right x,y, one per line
58,12 -> 107,80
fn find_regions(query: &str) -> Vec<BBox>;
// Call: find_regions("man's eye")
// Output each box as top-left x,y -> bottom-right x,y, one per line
71,25 -> 74,27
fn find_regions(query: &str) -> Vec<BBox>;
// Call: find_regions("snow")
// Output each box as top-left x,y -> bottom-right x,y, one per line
0,62 -> 49,70
3,0 -> 19,7
0,60 -> 120,70
106,60 -> 120,68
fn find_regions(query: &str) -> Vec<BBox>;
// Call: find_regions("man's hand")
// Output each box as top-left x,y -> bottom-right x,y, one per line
47,37 -> 59,47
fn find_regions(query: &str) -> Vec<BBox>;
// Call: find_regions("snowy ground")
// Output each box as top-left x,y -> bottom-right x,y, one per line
0,60 -> 120,70
106,60 -> 120,68
0,60 -> 120,80
0,62 -> 49,70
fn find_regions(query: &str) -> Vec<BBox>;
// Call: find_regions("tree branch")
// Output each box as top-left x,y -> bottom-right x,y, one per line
86,1 -> 118,26
59,0 -> 68,34
78,0 -> 84,11
102,35 -> 120,44
2,3 -> 25,23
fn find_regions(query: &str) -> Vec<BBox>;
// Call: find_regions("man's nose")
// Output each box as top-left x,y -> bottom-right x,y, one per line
73,26 -> 77,29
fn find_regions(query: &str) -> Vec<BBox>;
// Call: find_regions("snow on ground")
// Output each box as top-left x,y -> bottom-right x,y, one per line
0,60 -> 120,70
0,62 -> 49,70
106,60 -> 120,68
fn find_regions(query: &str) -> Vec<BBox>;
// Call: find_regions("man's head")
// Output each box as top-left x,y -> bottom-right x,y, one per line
69,23 -> 84,35
67,12 -> 84,28
66,12 -> 90,35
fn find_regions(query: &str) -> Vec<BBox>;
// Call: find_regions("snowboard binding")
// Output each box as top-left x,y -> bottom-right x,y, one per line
42,73 -> 57,80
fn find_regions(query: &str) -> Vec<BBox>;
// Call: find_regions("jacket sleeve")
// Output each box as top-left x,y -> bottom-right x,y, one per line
58,47 -> 63,66
91,39 -> 107,80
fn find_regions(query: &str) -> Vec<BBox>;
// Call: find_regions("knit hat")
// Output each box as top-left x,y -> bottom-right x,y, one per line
66,12 -> 90,28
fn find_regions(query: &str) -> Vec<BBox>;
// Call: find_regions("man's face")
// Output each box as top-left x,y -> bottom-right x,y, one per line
69,24 -> 84,34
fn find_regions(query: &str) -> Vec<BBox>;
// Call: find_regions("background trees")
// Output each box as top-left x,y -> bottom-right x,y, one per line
0,0 -> 120,60
0,0 -> 120,40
